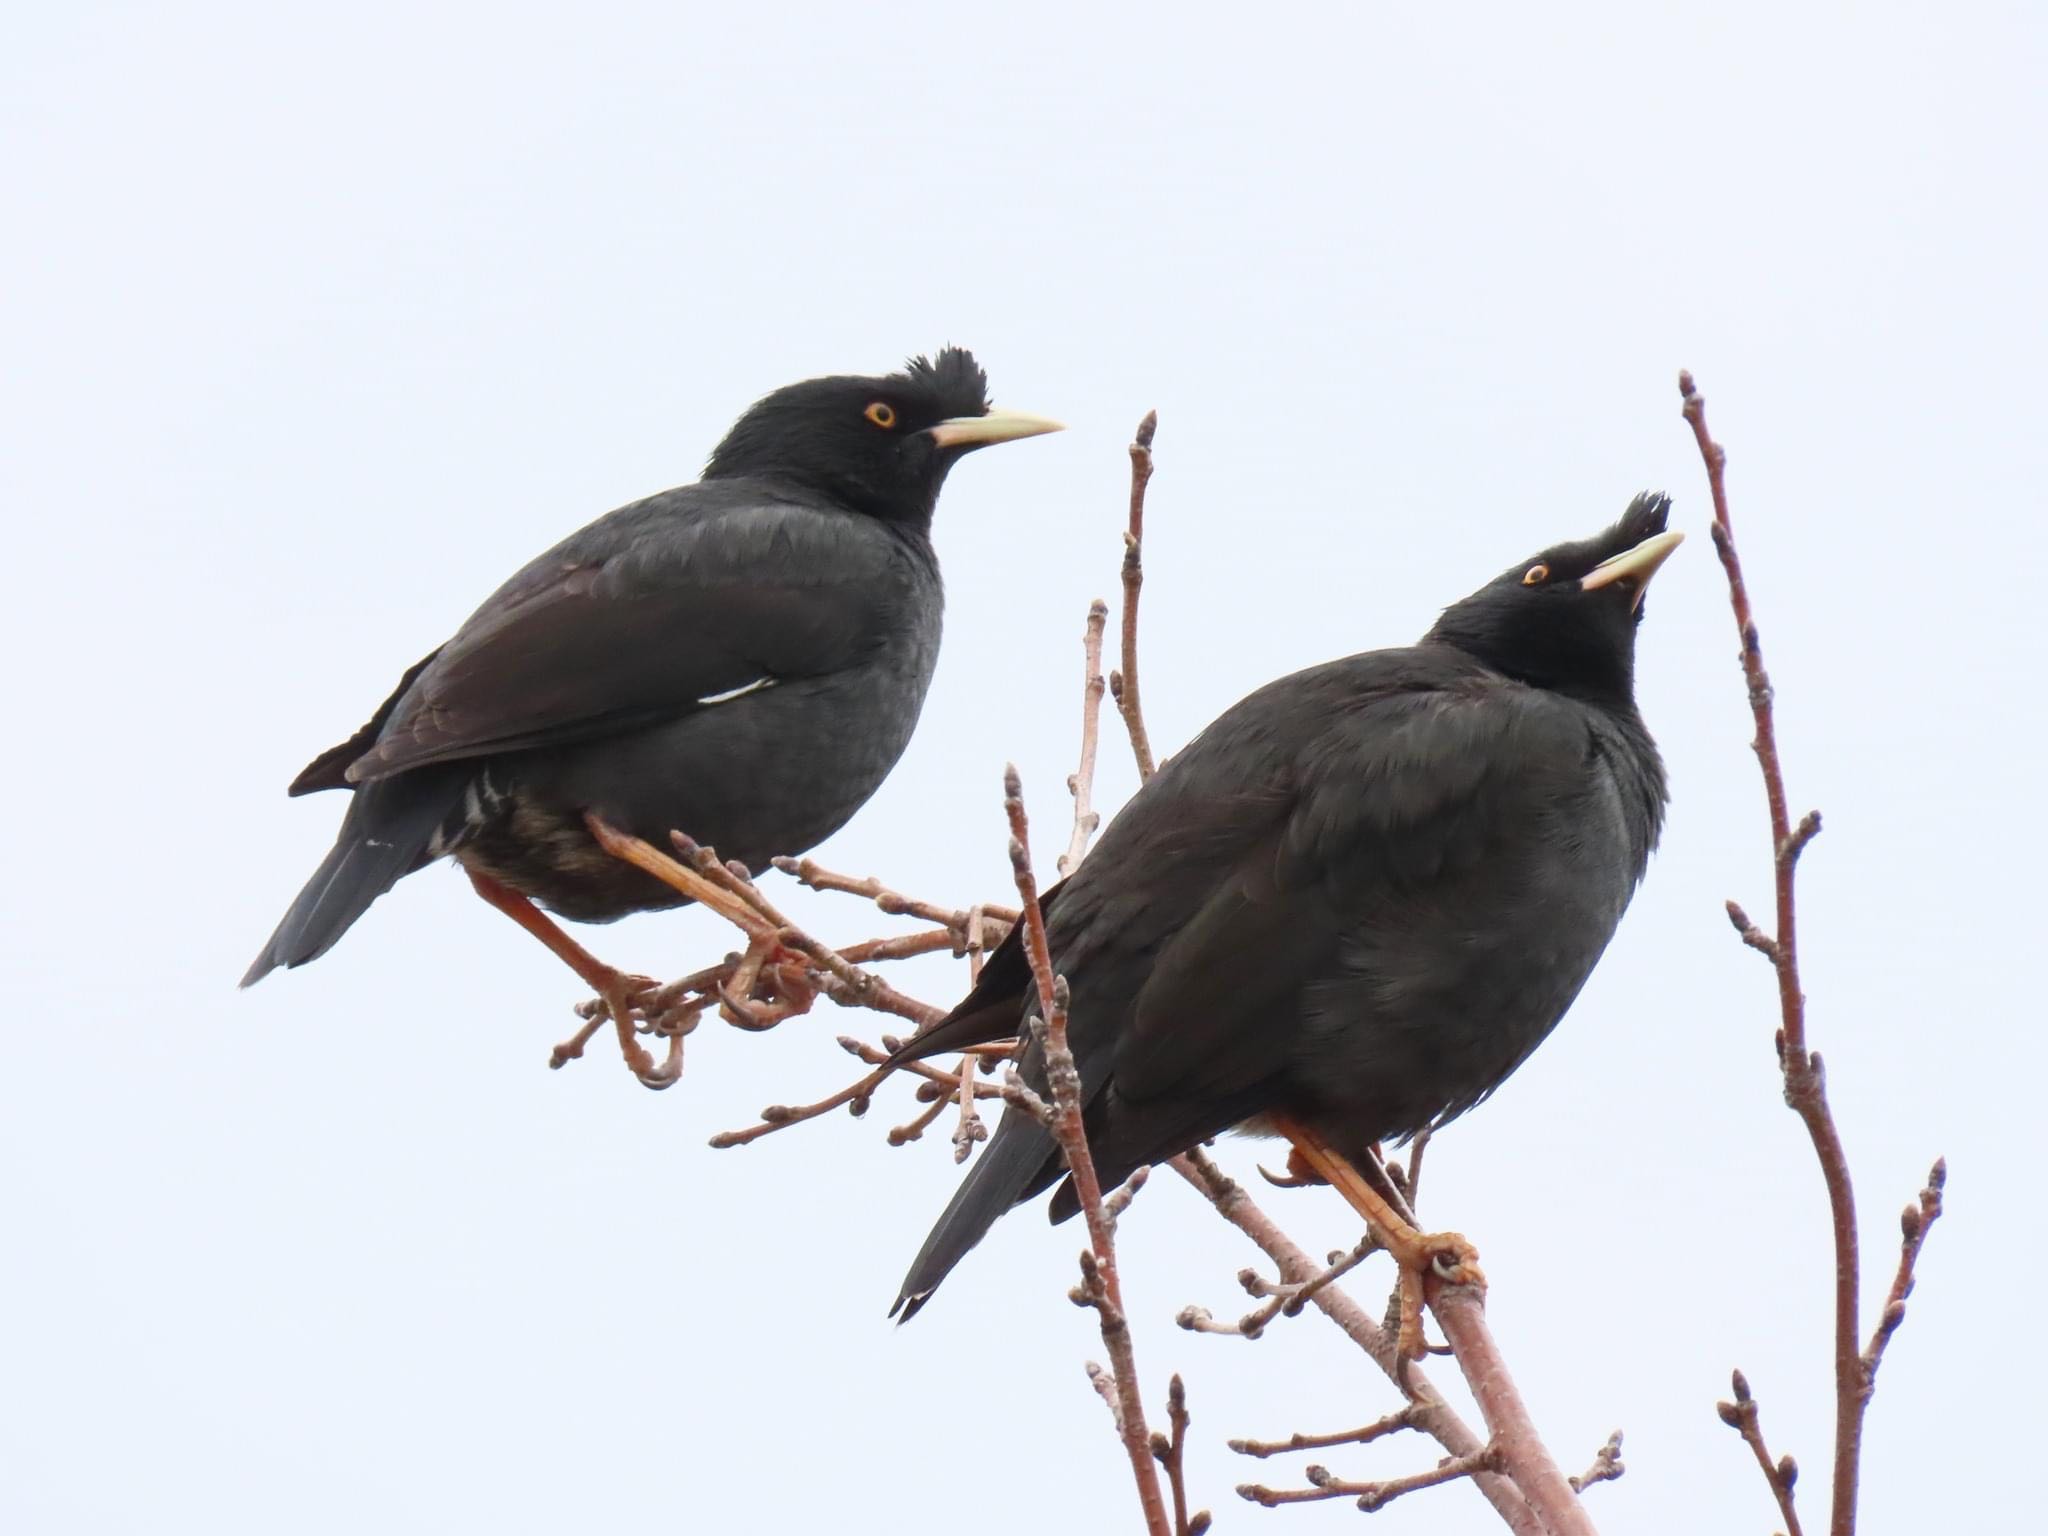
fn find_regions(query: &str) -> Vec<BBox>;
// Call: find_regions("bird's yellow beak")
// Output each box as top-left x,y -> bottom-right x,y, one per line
926,409 -> 1065,449
1580,529 -> 1685,608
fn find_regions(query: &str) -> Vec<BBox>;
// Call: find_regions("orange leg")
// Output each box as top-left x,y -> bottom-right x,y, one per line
582,813 -> 822,1028
581,813 -> 776,939
1269,1112 -> 1484,1361
464,868 -> 679,1090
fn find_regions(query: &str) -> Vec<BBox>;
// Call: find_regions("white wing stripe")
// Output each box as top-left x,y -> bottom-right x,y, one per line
696,677 -> 776,706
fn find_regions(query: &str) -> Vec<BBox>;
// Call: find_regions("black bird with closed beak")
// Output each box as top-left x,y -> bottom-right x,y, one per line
890,494 -> 1681,1341
244,349 -> 1059,1084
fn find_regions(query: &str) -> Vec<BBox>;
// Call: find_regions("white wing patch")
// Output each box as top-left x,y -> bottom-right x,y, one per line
697,677 -> 776,706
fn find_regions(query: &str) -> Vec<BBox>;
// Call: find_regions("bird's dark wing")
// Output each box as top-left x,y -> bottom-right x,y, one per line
288,649 -> 443,795
892,652 -> 1496,1081
330,483 -> 918,783
1106,677 -> 1580,1110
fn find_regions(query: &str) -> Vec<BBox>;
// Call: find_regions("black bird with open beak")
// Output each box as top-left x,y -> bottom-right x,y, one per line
889,494 -> 1681,1336
244,348 -> 1059,1083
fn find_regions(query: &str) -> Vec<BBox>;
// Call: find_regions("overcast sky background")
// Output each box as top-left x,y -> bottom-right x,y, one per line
5,5 -> 2044,1532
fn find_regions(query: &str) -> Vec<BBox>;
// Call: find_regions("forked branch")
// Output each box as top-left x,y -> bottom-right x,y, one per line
1005,764 -> 1175,1536
1682,371 -> 1944,1536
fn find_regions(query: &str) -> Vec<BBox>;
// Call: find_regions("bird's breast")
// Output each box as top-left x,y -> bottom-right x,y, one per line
1292,763 -> 1642,1140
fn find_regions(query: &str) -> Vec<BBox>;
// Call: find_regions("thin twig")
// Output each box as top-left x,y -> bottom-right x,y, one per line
772,854 -> 1018,930
1230,1407 -> 1420,1459
838,929 -> 963,965
1862,1159 -> 1946,1391
886,1085 -> 954,1147
670,833 -> 947,1030
1683,371 -> 1943,1536
1390,1123 -> 1433,1207
1177,1239 -> 1377,1340
1150,1374 -> 1212,1535
1717,1370 -> 1805,1536
708,1037 -> 1003,1149
1239,1445 -> 1504,1513
1109,411 -> 1159,781
948,1049 -> 988,1163
948,911 -> 996,1161
1172,1150 -> 1546,1536
1568,1431 -> 1625,1494
1007,766 -> 1171,1536
1060,598 -> 1110,876
1104,1165 -> 1152,1226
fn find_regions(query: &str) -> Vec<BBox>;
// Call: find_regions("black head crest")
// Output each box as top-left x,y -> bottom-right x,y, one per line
897,347 -> 991,420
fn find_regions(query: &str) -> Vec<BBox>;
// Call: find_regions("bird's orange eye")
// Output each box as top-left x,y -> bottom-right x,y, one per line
864,401 -> 897,429
1522,563 -> 1550,586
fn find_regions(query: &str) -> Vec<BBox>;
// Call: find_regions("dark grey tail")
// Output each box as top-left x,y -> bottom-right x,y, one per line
892,1106 -> 1061,1321
241,768 -> 466,987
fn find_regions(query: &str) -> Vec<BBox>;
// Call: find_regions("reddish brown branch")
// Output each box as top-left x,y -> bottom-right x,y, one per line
1177,1239 -> 1376,1340
838,929 -> 962,965
1239,1444 -> 1505,1513
1172,1150 -> 1546,1535
1717,1370 -> 1805,1536
708,1037 -> 1001,1149
773,853 -> 1019,931
1427,1279 -> 1601,1536
1103,1165 -> 1151,1225
1683,371 -> 1943,1536
1150,1374 -> 1212,1535
1006,766 -> 1172,1536
1060,598 -> 1110,876
886,1082 -> 954,1146
708,1061 -> 894,1148
1387,1123 -> 1433,1207
1109,411 -> 1159,782
1863,1160 -> 1946,1390
669,833 -> 947,1030
1230,1407 -> 1419,1459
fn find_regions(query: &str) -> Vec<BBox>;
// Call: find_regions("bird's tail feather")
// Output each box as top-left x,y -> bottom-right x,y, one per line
892,1107 -> 1058,1321
240,769 -> 465,987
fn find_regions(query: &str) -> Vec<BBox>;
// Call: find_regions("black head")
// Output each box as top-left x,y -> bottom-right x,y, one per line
1426,493 -> 1683,709
701,347 -> 1061,524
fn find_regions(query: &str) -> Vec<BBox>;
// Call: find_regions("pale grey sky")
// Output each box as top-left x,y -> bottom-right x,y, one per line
5,4 -> 2043,1532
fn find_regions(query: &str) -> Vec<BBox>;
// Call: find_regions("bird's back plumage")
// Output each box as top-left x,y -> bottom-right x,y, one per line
245,348 -> 1048,985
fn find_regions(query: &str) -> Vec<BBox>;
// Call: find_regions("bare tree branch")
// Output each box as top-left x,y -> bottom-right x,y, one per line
1568,1431 -> 1625,1495
1682,370 -> 1945,1536
1172,1150 -> 1547,1536
1239,1444 -> 1505,1513
772,853 -> 1019,932
1006,765 -> 1174,1536
1151,1374 -> 1213,1535
1060,598 -> 1110,876
1109,410 -> 1159,781
708,1037 -> 1003,1149
1863,1159 -> 1946,1389
1426,1279 -> 1601,1536
1176,1239 -> 1377,1340
1718,1370 -> 1805,1536
1230,1407 -> 1420,1460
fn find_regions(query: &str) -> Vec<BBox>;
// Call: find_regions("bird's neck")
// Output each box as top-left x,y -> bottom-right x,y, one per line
709,468 -> 939,537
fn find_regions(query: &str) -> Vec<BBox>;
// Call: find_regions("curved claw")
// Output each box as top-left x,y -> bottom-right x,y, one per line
1422,1234 -> 1485,1289
634,1040 -> 684,1091
1257,1162 -> 1321,1190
